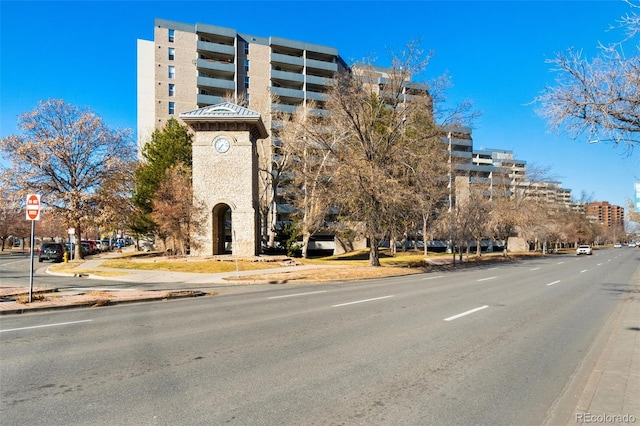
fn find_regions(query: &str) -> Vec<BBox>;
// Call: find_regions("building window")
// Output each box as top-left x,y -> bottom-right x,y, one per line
168,66 -> 175,79
168,47 -> 175,61
168,83 -> 175,97
244,76 -> 249,89
244,42 -> 249,55
168,102 -> 175,115
244,59 -> 249,72
168,29 -> 175,42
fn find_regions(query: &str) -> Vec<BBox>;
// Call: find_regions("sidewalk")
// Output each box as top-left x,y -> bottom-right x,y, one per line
546,266 -> 640,425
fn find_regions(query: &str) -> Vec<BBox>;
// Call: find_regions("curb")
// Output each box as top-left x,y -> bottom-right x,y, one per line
0,290 -> 210,315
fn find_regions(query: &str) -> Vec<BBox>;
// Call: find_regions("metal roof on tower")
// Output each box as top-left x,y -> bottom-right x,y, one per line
180,103 -> 268,139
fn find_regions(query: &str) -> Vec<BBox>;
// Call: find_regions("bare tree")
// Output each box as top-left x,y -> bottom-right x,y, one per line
280,102 -> 343,258
324,42 -> 454,266
486,164 -> 555,255
0,99 -> 135,260
535,1 -> 640,152
150,163 -> 205,255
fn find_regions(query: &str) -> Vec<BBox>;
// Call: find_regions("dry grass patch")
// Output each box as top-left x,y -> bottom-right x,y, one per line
101,257 -> 284,273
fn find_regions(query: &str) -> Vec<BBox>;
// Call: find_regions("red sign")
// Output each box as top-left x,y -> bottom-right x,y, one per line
26,194 -> 41,221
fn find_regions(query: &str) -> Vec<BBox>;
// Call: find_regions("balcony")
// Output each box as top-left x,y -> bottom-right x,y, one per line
306,74 -> 332,87
306,91 -> 327,102
197,76 -> 235,91
271,69 -> 304,84
271,86 -> 304,100
197,58 -> 235,75
197,94 -> 227,106
197,40 -> 235,57
271,103 -> 298,114
306,58 -> 337,73
271,53 -> 304,67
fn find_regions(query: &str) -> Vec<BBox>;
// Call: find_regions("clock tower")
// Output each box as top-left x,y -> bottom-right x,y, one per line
180,103 -> 268,257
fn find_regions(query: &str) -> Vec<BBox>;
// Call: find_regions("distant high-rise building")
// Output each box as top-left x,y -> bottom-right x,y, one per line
585,201 -> 625,227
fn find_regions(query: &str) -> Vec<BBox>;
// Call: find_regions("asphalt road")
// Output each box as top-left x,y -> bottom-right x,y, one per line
1,248 -> 638,425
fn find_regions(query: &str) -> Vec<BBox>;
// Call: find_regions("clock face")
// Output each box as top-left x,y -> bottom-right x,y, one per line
214,137 -> 230,153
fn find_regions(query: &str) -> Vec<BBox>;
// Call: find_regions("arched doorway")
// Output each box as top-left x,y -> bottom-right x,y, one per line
212,203 -> 232,255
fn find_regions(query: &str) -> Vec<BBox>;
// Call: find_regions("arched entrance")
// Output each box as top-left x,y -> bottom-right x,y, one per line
212,203 -> 232,255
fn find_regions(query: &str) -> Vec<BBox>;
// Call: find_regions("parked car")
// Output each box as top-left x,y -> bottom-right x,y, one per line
576,245 -> 593,255
38,242 -> 65,263
100,239 -> 112,251
614,243 -> 622,248
81,240 -> 99,254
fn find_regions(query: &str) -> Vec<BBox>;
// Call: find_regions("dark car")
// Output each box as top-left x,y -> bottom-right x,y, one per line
38,242 -> 65,263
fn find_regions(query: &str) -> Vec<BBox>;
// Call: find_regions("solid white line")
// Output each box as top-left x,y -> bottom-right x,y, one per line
0,319 -> 93,333
530,267 -> 541,271
268,290 -> 327,299
546,280 -> 561,286
332,295 -> 394,308
477,276 -> 497,282
580,269 -> 588,273
444,305 -> 489,321
423,275 -> 444,280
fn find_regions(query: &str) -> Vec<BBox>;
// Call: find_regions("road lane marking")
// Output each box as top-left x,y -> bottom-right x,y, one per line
444,305 -> 489,321
332,295 -> 394,308
557,261 -> 565,265
268,290 -> 327,299
0,320 -> 93,333
580,269 -> 588,273
546,280 -> 561,286
530,267 -> 541,271
423,275 -> 444,280
477,276 -> 497,282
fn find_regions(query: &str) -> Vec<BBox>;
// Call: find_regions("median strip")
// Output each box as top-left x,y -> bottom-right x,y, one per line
444,305 -> 489,321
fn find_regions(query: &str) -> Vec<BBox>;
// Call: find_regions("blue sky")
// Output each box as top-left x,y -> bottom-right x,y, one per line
1,0 -> 638,214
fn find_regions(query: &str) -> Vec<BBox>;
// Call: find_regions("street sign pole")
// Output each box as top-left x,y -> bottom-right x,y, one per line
26,194 -> 41,303
29,220 -> 35,303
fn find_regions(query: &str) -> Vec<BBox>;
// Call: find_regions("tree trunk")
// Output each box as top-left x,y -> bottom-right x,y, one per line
422,215 -> 429,256
74,223 -> 83,260
369,237 -> 380,266
301,231 -> 311,259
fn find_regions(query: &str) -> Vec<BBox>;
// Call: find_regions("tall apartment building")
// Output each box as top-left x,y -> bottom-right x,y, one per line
138,19 -> 348,149
137,19 -> 349,245
585,201 -> 625,227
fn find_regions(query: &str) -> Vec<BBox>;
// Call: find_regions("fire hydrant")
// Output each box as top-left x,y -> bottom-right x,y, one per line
63,251 -> 69,263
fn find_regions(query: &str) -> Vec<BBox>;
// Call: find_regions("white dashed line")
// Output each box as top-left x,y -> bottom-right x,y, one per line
268,290 -> 327,299
1,320 -> 93,333
332,295 -> 394,308
444,305 -> 489,321
546,280 -> 561,286
477,277 -> 497,282
423,275 -> 444,280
